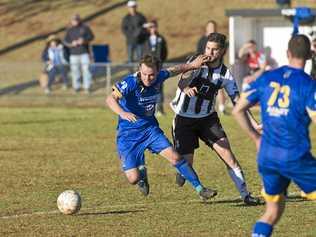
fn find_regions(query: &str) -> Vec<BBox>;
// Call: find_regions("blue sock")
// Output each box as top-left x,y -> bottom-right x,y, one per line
228,167 -> 248,199
174,159 -> 202,192
252,222 -> 273,237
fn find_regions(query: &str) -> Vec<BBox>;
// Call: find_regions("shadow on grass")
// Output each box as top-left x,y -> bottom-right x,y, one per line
200,194 -> 310,207
0,56 -> 194,96
0,80 -> 39,96
2,118 -> 84,125
78,209 -> 145,216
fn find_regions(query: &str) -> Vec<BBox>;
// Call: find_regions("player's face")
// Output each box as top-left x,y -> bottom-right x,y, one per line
139,64 -> 158,87
204,41 -> 223,63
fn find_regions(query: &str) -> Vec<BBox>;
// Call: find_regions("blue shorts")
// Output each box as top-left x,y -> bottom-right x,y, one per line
116,125 -> 172,171
258,151 -> 316,201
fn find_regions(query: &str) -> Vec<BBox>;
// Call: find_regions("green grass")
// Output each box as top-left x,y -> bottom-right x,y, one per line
0,107 -> 315,236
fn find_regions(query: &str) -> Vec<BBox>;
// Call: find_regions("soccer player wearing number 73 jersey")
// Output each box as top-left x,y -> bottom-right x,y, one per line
233,34 -> 316,237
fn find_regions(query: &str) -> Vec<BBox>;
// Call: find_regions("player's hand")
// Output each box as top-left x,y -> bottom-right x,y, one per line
183,87 -> 198,97
71,40 -> 78,47
189,55 -> 209,69
119,111 -> 137,122
77,38 -> 84,45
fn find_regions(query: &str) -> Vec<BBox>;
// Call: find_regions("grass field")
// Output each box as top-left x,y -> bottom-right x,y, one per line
0,107 -> 315,237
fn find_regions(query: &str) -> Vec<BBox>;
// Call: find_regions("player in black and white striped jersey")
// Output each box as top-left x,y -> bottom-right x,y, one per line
170,32 -> 262,205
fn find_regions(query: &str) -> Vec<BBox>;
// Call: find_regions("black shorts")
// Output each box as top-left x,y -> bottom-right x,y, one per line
172,113 -> 227,155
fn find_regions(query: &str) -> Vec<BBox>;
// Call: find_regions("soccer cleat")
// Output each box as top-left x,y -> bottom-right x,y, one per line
175,173 -> 186,187
243,194 -> 262,206
137,179 -> 150,196
198,187 -> 217,201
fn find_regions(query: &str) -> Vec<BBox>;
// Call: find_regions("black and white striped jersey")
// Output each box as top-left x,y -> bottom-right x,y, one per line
170,63 -> 239,118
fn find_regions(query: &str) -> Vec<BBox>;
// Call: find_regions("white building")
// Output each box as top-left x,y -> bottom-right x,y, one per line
226,8 -> 316,70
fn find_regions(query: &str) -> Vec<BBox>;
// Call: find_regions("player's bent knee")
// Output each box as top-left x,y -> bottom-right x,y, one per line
125,170 -> 140,185
168,152 -> 181,166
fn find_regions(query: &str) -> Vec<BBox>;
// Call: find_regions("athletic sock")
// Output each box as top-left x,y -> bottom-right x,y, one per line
227,167 -> 249,199
174,159 -> 202,192
138,165 -> 147,181
252,221 -> 273,237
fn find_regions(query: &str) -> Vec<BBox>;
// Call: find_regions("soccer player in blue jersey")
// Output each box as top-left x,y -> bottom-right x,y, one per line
106,54 -> 217,200
233,34 -> 316,237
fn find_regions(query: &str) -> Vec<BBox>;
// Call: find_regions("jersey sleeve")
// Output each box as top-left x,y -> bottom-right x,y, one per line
305,81 -> 316,117
112,76 -> 137,98
221,69 -> 239,102
156,69 -> 170,82
242,74 -> 263,105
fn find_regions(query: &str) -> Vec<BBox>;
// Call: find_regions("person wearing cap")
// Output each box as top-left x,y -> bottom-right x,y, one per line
121,0 -> 147,63
64,14 -> 94,94
41,34 -> 69,94
143,19 -> 168,116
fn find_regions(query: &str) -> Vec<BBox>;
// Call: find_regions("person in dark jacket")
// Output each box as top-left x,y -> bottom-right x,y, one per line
64,14 -> 94,94
121,1 -> 147,63
143,20 -> 168,115
196,20 -> 217,54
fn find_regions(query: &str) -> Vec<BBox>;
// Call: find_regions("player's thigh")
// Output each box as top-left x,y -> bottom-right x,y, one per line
117,134 -> 146,171
259,163 -> 290,202
172,115 -> 199,155
198,114 -> 227,148
290,152 -> 316,200
147,127 -> 172,155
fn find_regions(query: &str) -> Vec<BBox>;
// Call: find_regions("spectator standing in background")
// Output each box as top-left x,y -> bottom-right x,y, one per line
196,20 -> 227,115
232,42 -> 268,91
121,0 -> 147,63
240,40 -> 266,75
41,34 -> 69,95
196,20 -> 217,55
64,14 -> 94,94
143,19 -> 168,116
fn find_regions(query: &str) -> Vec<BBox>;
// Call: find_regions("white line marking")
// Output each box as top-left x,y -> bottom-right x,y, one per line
0,192 -> 305,220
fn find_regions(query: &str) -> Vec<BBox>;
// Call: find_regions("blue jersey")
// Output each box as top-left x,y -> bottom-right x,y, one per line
244,65 -> 316,160
113,69 -> 170,131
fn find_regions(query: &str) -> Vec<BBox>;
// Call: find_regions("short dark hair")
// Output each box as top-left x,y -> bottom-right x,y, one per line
288,34 -> 311,60
207,32 -> 227,49
139,54 -> 161,70
248,39 -> 257,45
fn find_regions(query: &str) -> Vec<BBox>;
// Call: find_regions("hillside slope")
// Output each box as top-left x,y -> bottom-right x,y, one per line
1,0 -> 316,62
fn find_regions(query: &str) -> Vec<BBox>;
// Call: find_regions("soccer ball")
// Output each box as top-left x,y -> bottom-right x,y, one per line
57,190 -> 81,215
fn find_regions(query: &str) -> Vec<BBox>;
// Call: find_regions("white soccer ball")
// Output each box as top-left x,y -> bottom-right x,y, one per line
57,190 -> 81,215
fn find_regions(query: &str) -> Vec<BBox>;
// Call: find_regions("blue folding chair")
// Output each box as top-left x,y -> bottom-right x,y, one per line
90,44 -> 110,77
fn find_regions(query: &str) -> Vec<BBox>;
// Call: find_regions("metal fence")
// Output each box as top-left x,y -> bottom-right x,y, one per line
0,62 -> 180,96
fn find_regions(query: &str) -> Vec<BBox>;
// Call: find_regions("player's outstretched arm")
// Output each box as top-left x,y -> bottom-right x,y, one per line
232,92 -> 261,150
166,55 -> 209,77
229,94 -> 262,132
106,91 -> 137,122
